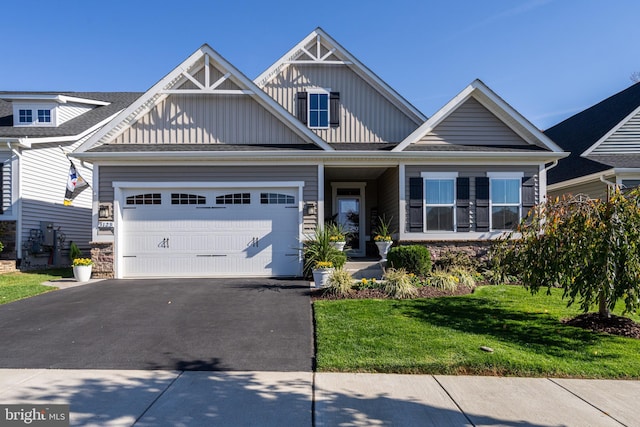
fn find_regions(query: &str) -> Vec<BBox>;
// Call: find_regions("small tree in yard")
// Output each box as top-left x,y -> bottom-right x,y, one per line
492,188 -> 640,318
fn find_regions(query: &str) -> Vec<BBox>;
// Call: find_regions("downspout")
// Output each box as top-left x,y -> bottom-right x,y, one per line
6,142 -> 22,265
600,175 -> 617,200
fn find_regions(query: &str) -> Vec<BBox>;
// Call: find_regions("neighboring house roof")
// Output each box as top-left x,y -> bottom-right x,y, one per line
393,79 -> 563,154
545,82 -> 640,185
255,27 -> 426,126
77,44 -> 333,154
0,92 -> 140,140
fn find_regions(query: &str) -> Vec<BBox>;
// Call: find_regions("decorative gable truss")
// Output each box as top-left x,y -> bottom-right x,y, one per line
77,45 -> 333,152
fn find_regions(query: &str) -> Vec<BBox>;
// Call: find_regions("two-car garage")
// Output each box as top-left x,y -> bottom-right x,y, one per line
113,183 -> 304,278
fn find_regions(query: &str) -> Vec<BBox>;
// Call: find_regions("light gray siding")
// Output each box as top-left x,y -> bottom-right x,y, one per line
404,165 -> 539,233
99,165 -> 319,232
549,180 -> 609,200
262,64 -> 419,143
419,97 -> 528,146
593,110 -> 640,153
111,94 -> 307,145
58,102 -> 94,125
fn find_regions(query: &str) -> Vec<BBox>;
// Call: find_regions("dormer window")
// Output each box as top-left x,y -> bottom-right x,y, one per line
18,109 -> 32,123
37,109 -> 51,123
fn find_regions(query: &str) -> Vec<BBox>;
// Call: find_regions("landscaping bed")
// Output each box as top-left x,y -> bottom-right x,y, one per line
311,284 -> 474,300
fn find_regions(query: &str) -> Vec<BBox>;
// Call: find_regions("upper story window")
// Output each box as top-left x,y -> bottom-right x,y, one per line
422,172 -> 458,231
37,109 -> 51,123
18,109 -> 32,123
489,173 -> 522,230
308,92 -> 329,128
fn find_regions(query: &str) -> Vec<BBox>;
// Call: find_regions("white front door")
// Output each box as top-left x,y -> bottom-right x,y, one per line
119,187 -> 302,277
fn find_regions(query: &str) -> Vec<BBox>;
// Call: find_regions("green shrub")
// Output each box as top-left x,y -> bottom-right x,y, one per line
427,268 -> 459,291
69,242 -> 82,261
382,268 -> 417,299
326,269 -> 354,297
434,250 -> 479,270
354,278 -> 381,290
449,267 -> 476,289
387,245 -> 431,276
303,227 -> 347,278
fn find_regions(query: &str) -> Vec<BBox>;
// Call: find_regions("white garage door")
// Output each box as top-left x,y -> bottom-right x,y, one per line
119,187 -> 302,277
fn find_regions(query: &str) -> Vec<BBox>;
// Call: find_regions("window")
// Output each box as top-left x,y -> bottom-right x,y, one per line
126,193 -> 162,205
422,173 -> 457,231
216,193 -> 250,205
260,193 -> 295,204
489,174 -> 521,230
171,193 -> 206,205
37,109 -> 51,123
18,109 -> 32,123
308,92 -> 329,128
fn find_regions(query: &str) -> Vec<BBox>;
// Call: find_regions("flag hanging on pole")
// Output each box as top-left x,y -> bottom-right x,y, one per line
64,161 -> 89,206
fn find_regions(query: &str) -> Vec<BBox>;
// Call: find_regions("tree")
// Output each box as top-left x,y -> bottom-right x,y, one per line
492,188 -> 640,318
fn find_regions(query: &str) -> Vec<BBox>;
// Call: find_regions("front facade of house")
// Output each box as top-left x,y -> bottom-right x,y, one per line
546,82 -> 640,199
73,28 -> 565,279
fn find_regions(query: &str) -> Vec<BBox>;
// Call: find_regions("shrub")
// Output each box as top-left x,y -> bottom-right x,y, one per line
326,269 -> 354,297
355,278 -> 381,290
69,242 -> 82,261
387,245 -> 432,276
303,227 -> 347,278
382,268 -> 417,299
427,268 -> 459,291
434,250 -> 479,271
449,267 -> 476,289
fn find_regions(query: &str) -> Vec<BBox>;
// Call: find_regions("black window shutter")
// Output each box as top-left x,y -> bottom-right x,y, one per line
475,177 -> 490,232
456,177 -> 470,232
329,92 -> 340,128
296,92 -> 307,124
522,176 -> 536,220
409,177 -> 423,232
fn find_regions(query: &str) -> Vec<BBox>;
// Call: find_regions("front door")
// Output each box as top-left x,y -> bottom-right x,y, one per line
332,182 -> 366,257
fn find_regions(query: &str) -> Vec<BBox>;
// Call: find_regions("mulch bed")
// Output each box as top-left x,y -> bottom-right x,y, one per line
310,285 -> 474,301
562,313 -> 640,339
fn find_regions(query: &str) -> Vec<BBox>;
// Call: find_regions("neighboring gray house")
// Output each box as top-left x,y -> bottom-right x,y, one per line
546,82 -> 640,199
72,28 -> 565,279
0,92 -> 139,269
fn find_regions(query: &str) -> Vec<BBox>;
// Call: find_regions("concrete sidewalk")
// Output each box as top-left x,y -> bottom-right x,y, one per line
1,370 -> 638,426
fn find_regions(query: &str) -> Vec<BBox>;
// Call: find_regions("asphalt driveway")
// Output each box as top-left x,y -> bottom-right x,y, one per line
0,279 -> 313,371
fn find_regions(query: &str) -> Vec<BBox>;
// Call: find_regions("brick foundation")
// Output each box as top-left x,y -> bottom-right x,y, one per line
90,242 -> 114,278
0,260 -> 16,274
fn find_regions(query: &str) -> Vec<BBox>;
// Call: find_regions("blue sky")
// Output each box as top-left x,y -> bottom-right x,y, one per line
2,0 -> 639,129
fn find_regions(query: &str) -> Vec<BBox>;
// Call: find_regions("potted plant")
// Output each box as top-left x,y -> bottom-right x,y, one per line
72,257 -> 93,282
374,215 -> 394,260
303,226 -> 347,287
327,222 -> 347,251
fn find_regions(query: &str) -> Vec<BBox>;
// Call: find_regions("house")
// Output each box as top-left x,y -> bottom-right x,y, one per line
546,82 -> 640,199
71,28 -> 565,279
0,92 -> 140,270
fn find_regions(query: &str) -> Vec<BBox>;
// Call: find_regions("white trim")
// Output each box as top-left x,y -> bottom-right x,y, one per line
331,182 -> 366,257
582,104 -> 640,156
317,164 -> 325,226
0,94 -> 109,106
402,231 -> 510,241
421,172 -> 458,233
487,172 -> 524,179
547,168 -> 616,192
306,88 -> 330,129
398,163 -> 406,240
77,45 -> 334,153
254,27 -> 426,125
393,79 -> 564,153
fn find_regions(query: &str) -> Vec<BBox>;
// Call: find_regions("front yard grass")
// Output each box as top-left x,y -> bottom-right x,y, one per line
314,285 -> 640,378
0,268 -> 71,305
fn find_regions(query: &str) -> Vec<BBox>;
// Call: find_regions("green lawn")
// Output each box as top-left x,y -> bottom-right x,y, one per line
0,268 -> 71,305
314,285 -> 640,378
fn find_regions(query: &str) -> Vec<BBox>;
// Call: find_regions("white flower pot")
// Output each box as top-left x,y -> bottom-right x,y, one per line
73,265 -> 92,282
312,268 -> 334,288
375,241 -> 393,260
330,241 -> 346,251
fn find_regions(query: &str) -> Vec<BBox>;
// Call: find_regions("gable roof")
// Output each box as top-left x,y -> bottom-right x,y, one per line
0,92 -> 140,142
76,44 -> 333,153
254,27 -> 426,126
393,79 -> 564,153
545,82 -> 640,184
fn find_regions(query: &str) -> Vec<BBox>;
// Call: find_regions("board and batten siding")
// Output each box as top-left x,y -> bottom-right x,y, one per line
592,110 -> 640,153
418,97 -> 528,146
111,94 -> 307,145
20,139 -> 93,252
262,64 -> 419,143
99,165 -> 319,233
404,165 -> 539,233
